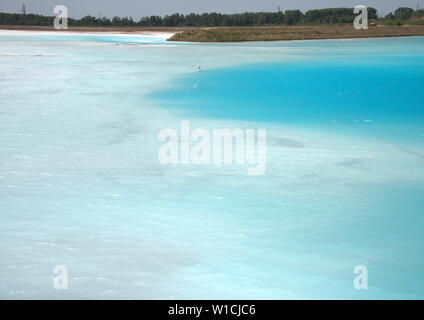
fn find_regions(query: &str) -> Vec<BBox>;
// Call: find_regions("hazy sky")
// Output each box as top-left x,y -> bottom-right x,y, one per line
1,0 -> 423,19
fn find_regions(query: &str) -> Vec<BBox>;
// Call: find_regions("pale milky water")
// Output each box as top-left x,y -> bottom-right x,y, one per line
0,31 -> 424,299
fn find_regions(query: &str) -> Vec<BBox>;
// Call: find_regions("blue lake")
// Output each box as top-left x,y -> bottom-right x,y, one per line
0,32 -> 423,299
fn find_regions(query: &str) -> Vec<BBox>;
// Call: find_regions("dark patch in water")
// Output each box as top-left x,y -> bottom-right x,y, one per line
270,137 -> 305,148
337,158 -> 366,167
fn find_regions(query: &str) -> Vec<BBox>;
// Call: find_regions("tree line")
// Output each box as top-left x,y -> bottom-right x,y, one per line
385,7 -> 424,20
1,7 -> 423,27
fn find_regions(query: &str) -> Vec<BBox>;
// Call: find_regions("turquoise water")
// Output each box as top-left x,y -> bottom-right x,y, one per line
157,59 -> 424,123
155,41 -> 424,146
0,32 -> 424,299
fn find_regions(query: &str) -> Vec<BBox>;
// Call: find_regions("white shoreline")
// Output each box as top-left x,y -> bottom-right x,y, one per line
0,29 -> 176,39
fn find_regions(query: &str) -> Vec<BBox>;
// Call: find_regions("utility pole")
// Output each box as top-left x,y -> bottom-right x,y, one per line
21,3 -> 26,24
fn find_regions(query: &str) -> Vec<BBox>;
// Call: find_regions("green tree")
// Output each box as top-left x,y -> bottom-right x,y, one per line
284,10 -> 303,25
394,7 -> 414,20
